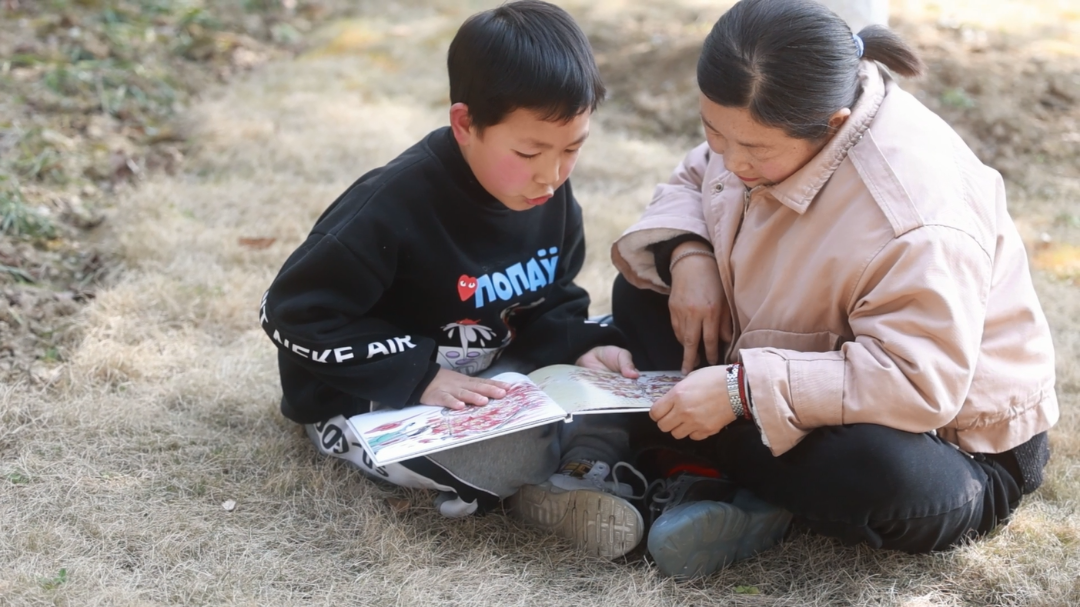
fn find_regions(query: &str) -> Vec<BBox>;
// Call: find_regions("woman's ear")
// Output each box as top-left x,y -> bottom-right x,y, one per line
449,103 -> 474,145
828,107 -> 852,131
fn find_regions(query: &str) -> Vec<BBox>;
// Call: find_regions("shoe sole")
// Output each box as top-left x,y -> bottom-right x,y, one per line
508,484 -> 644,559
647,500 -> 790,578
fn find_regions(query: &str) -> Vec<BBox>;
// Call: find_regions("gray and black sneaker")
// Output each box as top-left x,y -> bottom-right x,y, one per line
638,447 -> 791,578
507,460 -> 647,559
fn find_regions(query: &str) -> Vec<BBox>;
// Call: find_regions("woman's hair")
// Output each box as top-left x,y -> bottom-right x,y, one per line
697,0 -> 924,140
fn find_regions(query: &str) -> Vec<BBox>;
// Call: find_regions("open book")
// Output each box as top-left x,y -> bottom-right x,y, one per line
346,364 -> 682,466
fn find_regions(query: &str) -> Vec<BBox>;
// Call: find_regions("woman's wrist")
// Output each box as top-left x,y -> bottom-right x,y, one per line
669,241 -> 715,275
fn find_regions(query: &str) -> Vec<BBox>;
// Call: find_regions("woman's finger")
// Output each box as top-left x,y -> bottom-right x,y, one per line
703,313 -> 720,366
650,392 -> 676,423
669,422 -> 691,440
681,328 -> 700,375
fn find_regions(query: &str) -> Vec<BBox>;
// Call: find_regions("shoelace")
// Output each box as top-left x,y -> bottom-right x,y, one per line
646,476 -> 676,510
609,461 -> 648,500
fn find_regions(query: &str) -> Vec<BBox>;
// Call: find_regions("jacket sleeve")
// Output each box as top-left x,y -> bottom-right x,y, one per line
260,231 -> 441,413
742,225 -> 993,455
500,196 -> 625,368
612,142 -> 713,293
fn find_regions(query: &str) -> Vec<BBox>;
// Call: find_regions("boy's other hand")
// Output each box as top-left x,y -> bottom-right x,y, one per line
421,369 -> 511,410
576,345 -> 639,379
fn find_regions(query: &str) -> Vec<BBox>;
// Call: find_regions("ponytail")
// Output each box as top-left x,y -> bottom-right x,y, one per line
698,0 -> 924,141
858,24 -> 925,78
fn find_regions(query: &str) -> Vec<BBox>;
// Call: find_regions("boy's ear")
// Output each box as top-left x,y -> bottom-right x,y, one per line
449,103 -> 475,145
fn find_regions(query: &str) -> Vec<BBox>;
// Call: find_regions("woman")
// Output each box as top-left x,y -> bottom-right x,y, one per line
611,0 -> 1058,578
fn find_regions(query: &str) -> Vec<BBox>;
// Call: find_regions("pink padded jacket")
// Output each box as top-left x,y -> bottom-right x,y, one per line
613,63 -> 1058,456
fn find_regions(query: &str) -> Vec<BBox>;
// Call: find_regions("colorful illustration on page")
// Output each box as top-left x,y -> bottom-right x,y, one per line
637,373 -> 684,401
362,381 -> 555,457
535,367 -> 682,402
434,381 -> 553,439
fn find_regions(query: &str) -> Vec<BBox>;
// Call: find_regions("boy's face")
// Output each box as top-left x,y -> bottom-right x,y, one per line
450,104 -> 590,212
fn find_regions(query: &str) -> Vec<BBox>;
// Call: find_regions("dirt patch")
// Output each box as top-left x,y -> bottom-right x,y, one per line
0,0 -> 363,385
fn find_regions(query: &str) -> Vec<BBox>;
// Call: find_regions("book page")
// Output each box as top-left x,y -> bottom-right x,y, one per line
526,364 -> 684,416
346,372 -> 568,466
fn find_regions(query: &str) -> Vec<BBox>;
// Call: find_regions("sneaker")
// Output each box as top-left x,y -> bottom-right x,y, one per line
507,460 -> 646,559
638,447 -> 737,526
647,489 -> 792,578
434,491 -> 478,518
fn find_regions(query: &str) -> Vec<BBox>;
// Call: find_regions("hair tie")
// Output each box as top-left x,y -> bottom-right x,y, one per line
853,33 -> 865,59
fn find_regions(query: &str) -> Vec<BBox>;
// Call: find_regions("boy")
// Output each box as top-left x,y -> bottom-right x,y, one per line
259,1 -> 644,558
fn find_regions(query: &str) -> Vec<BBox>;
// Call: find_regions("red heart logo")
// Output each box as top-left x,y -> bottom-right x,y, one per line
456,275 -> 478,301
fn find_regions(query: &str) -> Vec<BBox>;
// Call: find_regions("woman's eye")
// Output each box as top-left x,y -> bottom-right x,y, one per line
514,151 -> 540,159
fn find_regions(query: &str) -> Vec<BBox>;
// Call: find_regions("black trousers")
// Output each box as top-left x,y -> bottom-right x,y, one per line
612,274 -> 1034,554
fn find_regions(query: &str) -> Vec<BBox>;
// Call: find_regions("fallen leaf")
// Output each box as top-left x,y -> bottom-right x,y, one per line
222,499 -> 236,512
386,497 -> 410,513
1033,244 -> 1080,281
734,586 -> 761,595
239,237 -> 276,249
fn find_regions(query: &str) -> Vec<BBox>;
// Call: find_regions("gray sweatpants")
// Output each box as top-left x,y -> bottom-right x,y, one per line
304,358 -> 632,516
307,413 -> 632,516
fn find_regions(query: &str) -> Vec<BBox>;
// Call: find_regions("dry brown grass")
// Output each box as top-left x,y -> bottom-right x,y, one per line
2,1 -> 1078,605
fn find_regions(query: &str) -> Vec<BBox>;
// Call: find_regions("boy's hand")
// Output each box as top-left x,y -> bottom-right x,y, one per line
421,369 -> 511,410
576,345 -> 640,379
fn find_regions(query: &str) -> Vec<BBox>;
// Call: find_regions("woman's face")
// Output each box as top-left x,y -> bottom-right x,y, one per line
699,94 -> 848,187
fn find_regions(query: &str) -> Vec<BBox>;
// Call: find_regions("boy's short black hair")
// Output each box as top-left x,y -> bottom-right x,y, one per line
447,0 -> 605,132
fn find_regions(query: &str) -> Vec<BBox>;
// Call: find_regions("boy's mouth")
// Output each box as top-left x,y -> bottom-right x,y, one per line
525,195 -> 552,206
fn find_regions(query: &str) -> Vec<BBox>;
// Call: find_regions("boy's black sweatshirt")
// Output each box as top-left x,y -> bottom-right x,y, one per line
260,127 -> 622,424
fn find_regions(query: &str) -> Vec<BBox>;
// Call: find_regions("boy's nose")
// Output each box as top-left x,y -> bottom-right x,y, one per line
536,158 -> 560,186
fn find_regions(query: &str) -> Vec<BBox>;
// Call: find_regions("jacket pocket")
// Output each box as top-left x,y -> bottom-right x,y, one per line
736,329 -> 846,354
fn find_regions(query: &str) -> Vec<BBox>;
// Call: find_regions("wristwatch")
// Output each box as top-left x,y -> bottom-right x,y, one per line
726,364 -> 744,419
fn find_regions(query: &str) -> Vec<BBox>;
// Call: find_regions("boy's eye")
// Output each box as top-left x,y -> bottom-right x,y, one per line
514,151 -> 540,159
565,148 -> 581,155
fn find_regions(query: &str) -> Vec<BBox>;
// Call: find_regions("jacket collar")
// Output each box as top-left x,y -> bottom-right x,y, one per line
427,127 -> 508,211
766,62 -> 888,214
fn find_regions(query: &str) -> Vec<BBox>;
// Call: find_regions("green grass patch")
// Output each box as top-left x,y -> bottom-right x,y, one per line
39,568 -> 68,590
0,176 -> 57,241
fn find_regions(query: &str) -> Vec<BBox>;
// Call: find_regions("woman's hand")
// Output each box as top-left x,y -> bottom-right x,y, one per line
649,365 -> 735,440
668,241 -> 725,374
420,369 -> 511,410
576,345 -> 640,379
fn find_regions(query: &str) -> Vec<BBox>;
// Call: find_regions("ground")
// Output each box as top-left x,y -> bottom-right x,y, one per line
1,1 -> 1078,605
